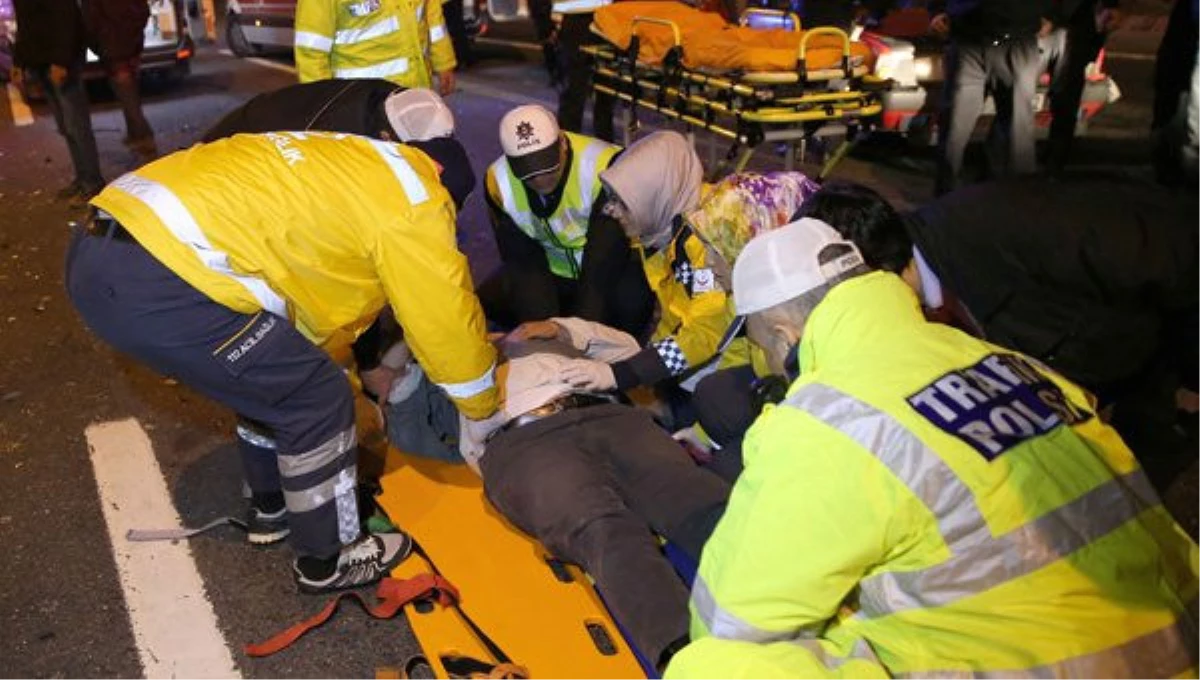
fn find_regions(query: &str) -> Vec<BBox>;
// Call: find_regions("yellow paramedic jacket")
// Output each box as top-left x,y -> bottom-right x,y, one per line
635,224 -> 750,380
294,0 -> 456,88
668,272 -> 1199,678
92,132 -> 498,419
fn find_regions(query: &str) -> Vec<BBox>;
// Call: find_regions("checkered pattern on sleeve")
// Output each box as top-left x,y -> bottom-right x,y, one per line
653,336 -> 689,376
673,260 -> 694,289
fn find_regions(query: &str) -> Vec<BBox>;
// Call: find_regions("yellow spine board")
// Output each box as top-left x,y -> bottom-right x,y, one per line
378,450 -> 648,679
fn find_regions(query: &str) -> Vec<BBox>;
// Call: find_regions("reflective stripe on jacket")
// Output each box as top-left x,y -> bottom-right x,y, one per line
640,223 -> 750,377
91,132 -> 498,418
294,0 -> 456,87
485,132 -> 620,280
668,272 -> 1199,678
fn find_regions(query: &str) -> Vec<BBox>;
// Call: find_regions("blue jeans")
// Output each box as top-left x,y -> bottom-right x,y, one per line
29,66 -> 104,192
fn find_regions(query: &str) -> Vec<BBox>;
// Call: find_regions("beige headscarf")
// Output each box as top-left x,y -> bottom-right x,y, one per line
599,131 -> 703,248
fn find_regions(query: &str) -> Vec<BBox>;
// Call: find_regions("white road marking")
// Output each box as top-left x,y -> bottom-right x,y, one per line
86,419 -> 241,679
6,83 -> 34,127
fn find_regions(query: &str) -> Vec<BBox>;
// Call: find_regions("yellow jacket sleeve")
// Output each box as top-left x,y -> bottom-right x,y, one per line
686,402 -> 919,665
374,197 -> 498,419
665,233 -> 737,368
425,0 -> 457,74
294,0 -> 335,82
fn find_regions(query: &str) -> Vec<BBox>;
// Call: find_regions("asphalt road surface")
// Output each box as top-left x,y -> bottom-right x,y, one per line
0,21 -> 1192,678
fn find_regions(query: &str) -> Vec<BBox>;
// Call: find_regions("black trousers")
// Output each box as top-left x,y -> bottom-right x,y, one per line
66,229 -> 360,558
442,0 -> 472,67
557,12 -> 615,142
692,365 -> 758,483
480,404 -> 729,663
936,36 -> 1040,195
1045,18 -> 1105,174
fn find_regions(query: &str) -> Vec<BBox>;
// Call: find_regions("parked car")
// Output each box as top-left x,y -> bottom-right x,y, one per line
225,0 -> 295,55
3,0 -> 193,98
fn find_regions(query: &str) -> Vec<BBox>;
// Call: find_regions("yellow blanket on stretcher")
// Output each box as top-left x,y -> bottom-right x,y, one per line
593,1 -> 873,73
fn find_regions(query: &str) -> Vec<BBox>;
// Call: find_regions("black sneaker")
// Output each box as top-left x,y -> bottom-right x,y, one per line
293,532 -> 413,594
245,506 -> 290,546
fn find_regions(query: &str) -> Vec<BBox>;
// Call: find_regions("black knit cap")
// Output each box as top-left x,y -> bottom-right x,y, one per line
407,137 -> 476,211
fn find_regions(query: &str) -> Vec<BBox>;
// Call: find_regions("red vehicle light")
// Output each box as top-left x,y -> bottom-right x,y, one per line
177,46 -> 193,60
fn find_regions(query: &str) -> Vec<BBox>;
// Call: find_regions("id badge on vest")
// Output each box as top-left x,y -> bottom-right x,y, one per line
345,0 -> 381,17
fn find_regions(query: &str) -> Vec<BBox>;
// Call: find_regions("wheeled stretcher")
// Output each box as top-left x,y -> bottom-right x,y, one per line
585,1 -> 888,178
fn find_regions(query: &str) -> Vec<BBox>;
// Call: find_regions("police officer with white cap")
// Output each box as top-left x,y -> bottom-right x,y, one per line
666,217 -> 1198,678
479,104 -> 653,337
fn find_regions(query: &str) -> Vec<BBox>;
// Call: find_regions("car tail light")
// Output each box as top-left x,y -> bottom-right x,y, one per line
177,45 -> 192,59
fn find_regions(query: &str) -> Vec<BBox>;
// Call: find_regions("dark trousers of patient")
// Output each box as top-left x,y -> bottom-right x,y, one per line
479,404 -> 730,666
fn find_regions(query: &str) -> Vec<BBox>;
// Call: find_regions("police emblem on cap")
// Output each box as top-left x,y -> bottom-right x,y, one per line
516,121 -> 535,142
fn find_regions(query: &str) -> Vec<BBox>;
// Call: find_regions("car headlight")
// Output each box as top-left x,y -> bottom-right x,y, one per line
914,56 -> 933,80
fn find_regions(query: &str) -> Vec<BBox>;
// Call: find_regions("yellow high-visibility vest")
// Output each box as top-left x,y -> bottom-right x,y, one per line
294,0 -> 456,87
92,131 -> 498,418
486,132 -> 619,280
669,272 -> 1199,679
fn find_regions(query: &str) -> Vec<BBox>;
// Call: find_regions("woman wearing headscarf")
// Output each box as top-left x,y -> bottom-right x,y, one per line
555,131 -> 819,437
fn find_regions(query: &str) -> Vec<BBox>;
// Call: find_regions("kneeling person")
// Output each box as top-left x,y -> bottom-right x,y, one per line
668,219 -> 1198,678
385,317 -> 730,671
479,105 -> 654,337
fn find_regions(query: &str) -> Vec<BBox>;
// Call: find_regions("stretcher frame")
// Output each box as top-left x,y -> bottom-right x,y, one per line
586,11 -> 888,179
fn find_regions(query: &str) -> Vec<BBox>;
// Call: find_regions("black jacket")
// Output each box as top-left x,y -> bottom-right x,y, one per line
84,0 -> 150,63
12,0 -> 88,69
929,0 -> 1052,42
907,175 -> 1198,391
202,79 -> 401,143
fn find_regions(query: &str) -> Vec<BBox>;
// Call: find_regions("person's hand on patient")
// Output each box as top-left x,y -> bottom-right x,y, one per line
561,358 -> 616,391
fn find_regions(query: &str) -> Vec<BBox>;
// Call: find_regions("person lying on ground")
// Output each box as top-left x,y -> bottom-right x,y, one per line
383,317 -> 730,672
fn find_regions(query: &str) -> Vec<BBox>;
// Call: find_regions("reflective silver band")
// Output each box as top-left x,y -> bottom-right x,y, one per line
860,467 -> 1157,617
236,423 -> 277,450
335,16 -> 400,45
692,575 -> 819,644
898,619 -> 1197,678
278,425 -> 356,479
283,464 -> 357,515
784,383 -> 1163,618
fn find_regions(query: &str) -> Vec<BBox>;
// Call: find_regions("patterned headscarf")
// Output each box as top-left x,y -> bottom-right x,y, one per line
687,171 -> 821,266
